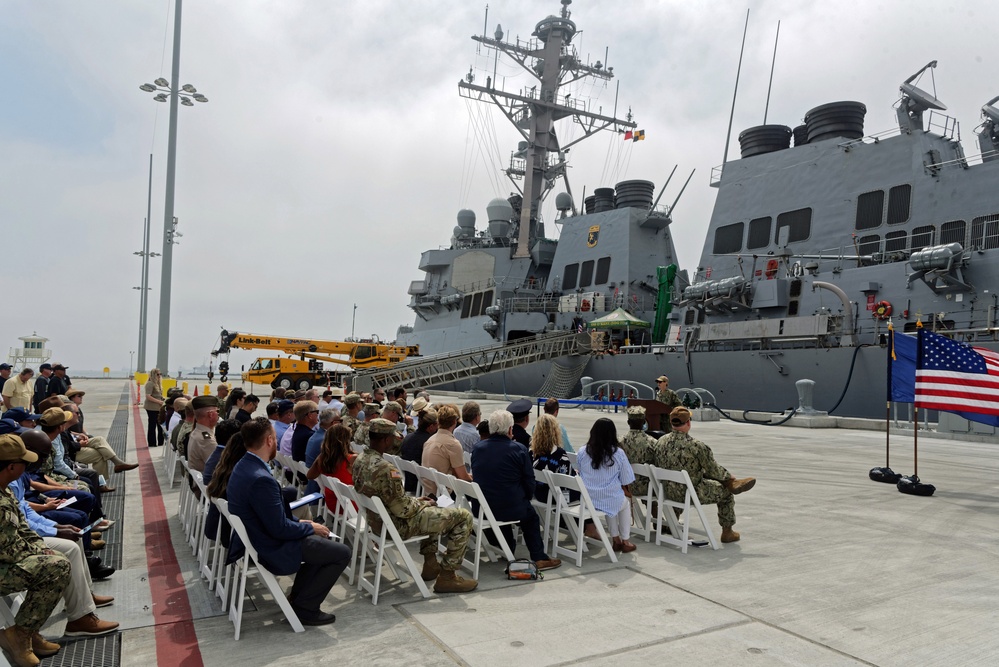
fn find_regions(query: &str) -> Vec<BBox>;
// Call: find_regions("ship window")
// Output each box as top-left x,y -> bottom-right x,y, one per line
563,263 -> 579,290
461,295 -> 472,318
885,231 -> 907,252
482,290 -> 493,312
887,184 -> 912,225
579,260 -> 594,288
939,220 -> 966,245
971,214 -> 999,250
594,257 -> 611,285
747,217 -> 772,249
857,234 -> 881,256
684,309 -> 695,325
911,225 -> 935,252
713,222 -> 744,254
855,190 -> 884,230
471,292 -> 483,316
775,208 -> 811,244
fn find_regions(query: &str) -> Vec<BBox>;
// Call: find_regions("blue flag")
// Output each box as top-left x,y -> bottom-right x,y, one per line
888,329 -> 917,403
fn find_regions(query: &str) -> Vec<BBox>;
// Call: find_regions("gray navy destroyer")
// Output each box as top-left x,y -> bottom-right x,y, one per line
394,0 -> 999,422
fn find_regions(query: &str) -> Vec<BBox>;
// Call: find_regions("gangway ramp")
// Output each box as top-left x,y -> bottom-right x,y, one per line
350,331 -> 591,393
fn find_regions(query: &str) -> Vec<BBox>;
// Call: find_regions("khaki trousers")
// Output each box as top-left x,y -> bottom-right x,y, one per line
74,436 -> 122,480
43,537 -> 96,622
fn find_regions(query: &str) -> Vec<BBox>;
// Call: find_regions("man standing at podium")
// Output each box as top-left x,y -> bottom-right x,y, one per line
655,376 -> 682,432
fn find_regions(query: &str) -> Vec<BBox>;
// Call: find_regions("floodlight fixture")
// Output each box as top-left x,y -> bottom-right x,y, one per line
140,83 -> 157,92
154,77 -> 169,87
181,84 -> 196,93
153,93 -> 168,103
181,97 -> 193,106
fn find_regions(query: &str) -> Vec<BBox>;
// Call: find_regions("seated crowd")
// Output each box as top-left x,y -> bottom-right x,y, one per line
1,364 -> 137,667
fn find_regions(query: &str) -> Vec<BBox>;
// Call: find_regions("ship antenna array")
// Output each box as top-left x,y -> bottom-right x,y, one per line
763,20 -> 780,124
722,9 -> 751,167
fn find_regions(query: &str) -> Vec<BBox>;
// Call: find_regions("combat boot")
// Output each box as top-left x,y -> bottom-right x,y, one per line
421,554 -> 442,581
0,625 -> 40,667
30,632 -> 60,658
720,527 -> 741,543
725,477 -> 756,494
433,570 -> 478,593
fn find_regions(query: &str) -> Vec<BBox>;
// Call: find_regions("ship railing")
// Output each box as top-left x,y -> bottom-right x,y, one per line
709,165 -> 724,187
926,110 -> 960,141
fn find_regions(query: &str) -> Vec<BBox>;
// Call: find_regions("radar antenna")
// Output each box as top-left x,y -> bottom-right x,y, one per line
897,60 -> 947,133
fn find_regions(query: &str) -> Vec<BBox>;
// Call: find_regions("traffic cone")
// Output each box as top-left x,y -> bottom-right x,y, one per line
193,386 -> 199,396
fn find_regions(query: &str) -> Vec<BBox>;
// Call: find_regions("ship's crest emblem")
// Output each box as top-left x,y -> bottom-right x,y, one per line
587,225 -> 600,248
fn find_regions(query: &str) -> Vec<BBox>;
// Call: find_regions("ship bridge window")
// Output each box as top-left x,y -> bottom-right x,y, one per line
579,260 -> 594,288
855,190 -> 884,230
940,220 -> 966,245
971,214 -> 999,250
911,225 -> 935,252
747,217 -> 772,249
563,263 -> 579,290
887,184 -> 912,225
775,208 -> 811,244
885,230 -> 907,252
471,292 -> 483,316
857,234 -> 881,257
713,222 -> 744,254
461,295 -> 472,318
595,257 -> 611,285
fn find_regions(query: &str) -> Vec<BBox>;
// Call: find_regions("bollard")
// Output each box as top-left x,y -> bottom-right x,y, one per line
796,379 -> 819,414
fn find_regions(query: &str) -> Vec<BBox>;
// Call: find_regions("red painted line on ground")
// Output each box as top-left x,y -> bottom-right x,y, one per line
132,383 -> 205,667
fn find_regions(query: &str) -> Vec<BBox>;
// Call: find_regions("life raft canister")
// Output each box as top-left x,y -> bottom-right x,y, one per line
874,300 -> 892,320
765,259 -> 779,279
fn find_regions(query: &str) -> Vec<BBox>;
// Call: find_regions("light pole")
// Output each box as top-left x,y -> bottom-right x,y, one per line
139,0 -> 208,376
133,152 -> 160,375
351,303 -> 358,340
129,351 -> 135,378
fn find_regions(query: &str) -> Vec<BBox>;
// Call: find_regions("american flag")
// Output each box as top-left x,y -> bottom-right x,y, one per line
915,330 -> 999,426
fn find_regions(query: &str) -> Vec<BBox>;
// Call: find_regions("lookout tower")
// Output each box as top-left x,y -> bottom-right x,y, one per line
7,332 -> 52,369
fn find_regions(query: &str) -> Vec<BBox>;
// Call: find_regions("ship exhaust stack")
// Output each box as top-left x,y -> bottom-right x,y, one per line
805,102 -> 866,143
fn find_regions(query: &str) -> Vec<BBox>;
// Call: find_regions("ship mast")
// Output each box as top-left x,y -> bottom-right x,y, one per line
458,0 -> 636,258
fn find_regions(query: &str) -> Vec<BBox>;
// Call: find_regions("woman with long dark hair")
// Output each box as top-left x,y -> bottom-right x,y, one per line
306,424 -> 356,512
204,430 -> 248,547
142,368 -> 165,446
576,418 -> 637,553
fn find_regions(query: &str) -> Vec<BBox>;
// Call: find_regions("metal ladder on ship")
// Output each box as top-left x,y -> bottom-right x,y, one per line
350,331 -> 591,393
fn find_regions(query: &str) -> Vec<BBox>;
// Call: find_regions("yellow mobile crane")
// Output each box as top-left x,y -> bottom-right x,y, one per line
210,329 -> 419,390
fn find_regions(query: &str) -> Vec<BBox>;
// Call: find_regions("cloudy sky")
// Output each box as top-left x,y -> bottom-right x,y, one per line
1,0 -> 993,375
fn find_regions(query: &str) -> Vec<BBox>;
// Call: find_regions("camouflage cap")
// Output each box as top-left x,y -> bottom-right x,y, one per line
381,401 -> 403,416
656,375 -> 669,384
343,393 -> 361,407
626,405 -> 646,418
368,418 -> 397,436
364,403 -> 382,416
669,406 -> 692,425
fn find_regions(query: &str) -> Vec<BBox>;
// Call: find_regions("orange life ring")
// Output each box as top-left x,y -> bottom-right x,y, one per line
765,259 -> 779,279
874,300 -> 892,320
581,299 -> 591,312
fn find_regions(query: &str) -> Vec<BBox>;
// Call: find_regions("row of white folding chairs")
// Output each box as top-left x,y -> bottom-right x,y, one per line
630,463 -> 721,552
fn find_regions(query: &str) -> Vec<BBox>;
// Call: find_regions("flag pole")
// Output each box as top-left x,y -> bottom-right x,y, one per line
912,404 -> 919,477
885,323 -> 894,468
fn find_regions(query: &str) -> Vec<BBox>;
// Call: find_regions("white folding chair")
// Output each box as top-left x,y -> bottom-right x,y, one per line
548,472 -> 619,567
353,492 -> 432,605
324,478 -> 367,586
565,451 -> 579,472
530,468 -> 558,553
212,499 -> 238,613
164,440 -> 180,487
462,450 -> 472,467
650,466 -> 721,552
177,459 -> 195,532
630,463 -> 658,543
1,592 -> 25,628
449,477 -> 518,579
350,443 -> 365,455
416,464 -> 440,496
394,458 -> 424,497
199,498 -> 229,594
188,471 -> 211,554
225,511 -> 305,639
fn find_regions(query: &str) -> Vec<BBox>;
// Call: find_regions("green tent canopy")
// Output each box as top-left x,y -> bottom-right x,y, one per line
587,307 -> 651,329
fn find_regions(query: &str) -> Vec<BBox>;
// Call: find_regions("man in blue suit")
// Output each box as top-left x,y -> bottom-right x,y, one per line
227,417 -> 349,626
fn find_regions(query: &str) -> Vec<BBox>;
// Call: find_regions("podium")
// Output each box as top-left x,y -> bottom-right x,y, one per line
627,398 -> 673,433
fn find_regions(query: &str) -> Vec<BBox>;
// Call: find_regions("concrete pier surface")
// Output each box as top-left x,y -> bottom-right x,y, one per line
27,379 -> 997,667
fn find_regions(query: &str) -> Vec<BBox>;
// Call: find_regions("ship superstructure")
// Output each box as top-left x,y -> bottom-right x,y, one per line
398,3 -> 999,423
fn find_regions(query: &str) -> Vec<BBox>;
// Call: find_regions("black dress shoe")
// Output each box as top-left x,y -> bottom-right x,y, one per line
89,563 -> 116,580
293,608 -> 336,626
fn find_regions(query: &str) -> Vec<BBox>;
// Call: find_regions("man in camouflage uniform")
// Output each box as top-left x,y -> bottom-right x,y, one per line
341,393 -> 363,438
618,406 -> 656,497
655,375 -> 682,432
352,403 -> 381,447
352,419 -> 477,594
378,402 -> 406,455
0,434 -> 72,667
652,407 -> 756,543
215,384 -> 229,414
